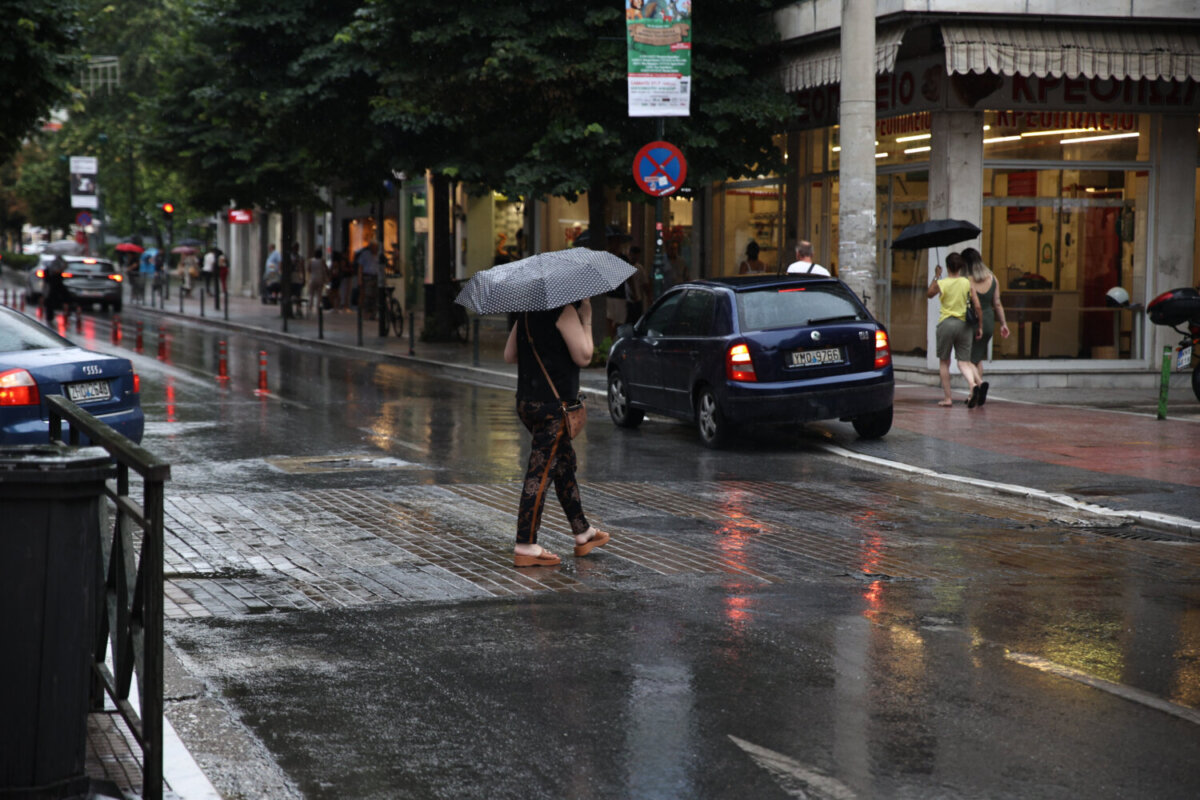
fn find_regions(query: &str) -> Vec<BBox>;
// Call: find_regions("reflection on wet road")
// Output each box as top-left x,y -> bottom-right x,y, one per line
75,311 -> 1200,799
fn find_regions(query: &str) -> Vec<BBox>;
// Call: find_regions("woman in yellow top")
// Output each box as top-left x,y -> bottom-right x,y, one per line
926,251 -> 984,407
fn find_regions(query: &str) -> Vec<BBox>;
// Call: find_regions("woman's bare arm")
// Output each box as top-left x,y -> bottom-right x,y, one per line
557,303 -> 595,367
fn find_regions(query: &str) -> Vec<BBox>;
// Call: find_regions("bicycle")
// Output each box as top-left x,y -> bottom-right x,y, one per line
384,286 -> 404,337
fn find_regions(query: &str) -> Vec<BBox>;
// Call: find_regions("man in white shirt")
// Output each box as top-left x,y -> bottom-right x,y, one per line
785,240 -> 831,276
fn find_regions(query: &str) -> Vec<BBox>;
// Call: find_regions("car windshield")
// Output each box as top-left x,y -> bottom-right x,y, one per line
736,284 -> 868,331
0,310 -> 73,351
67,258 -> 115,274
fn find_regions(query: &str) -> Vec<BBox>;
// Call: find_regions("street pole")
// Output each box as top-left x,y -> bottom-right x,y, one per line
838,0 -> 878,315
652,118 -> 666,300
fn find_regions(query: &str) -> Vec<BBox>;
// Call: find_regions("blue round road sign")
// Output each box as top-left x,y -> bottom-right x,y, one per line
633,141 -> 687,197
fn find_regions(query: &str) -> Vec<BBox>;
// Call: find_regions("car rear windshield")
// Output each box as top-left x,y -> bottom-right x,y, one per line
735,284 -> 868,331
0,311 -> 73,351
68,259 -> 116,274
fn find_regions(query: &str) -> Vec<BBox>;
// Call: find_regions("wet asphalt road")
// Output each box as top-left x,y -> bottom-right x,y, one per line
67,310 -> 1200,798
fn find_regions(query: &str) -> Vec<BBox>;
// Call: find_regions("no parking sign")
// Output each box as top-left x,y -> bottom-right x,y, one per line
633,141 -> 687,197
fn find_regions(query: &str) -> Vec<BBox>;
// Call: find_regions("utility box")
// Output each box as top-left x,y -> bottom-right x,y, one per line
0,444 -> 112,798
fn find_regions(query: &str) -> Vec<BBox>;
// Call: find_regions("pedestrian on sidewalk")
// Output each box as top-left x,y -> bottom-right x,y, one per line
307,246 -> 327,311
503,300 -> 610,567
332,251 -> 351,312
964,247 -> 1009,406
355,241 -> 380,319
262,244 -> 282,303
928,252 -> 984,407
202,247 -> 217,297
217,253 -> 229,296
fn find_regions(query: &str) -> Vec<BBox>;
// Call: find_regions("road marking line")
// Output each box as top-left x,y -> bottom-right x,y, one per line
1005,652 -> 1200,726
728,735 -> 857,800
817,442 -> 1200,537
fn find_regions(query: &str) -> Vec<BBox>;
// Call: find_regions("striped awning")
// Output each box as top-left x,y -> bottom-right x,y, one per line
941,23 -> 1200,82
781,25 -> 910,92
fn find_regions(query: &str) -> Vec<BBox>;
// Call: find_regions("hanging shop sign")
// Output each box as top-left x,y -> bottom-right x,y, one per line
69,156 -> 98,210
228,209 -> 254,224
633,140 -> 687,197
626,1 -> 693,117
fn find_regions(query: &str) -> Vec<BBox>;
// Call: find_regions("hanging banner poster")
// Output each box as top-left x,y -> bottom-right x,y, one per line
69,156 -> 99,210
626,1 -> 692,117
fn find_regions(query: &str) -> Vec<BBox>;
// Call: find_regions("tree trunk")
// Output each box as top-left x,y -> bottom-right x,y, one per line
280,208 -> 296,319
425,174 -> 458,341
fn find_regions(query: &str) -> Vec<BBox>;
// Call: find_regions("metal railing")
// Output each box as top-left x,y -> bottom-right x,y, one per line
47,395 -> 171,800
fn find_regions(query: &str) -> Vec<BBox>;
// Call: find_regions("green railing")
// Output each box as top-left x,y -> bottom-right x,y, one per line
47,395 -> 170,800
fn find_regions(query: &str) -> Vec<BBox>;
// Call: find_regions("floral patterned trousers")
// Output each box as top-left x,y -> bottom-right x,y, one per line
516,399 -> 590,545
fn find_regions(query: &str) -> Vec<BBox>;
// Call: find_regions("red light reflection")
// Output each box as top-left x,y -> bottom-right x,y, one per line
165,377 -> 176,423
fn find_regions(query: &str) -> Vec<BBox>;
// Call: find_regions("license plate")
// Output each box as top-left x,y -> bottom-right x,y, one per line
66,380 -> 111,403
790,346 -> 843,367
1179,345 -> 1193,370
77,290 -> 103,297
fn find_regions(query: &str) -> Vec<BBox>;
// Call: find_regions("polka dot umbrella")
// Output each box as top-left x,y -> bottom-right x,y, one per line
454,248 -> 636,315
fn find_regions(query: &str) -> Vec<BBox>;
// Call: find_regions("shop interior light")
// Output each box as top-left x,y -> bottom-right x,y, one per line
903,146 -> 931,154
875,152 -> 888,158
1020,128 -> 1095,137
983,135 -> 1022,144
896,133 -> 931,143
1061,132 -> 1140,145
831,141 -> 878,152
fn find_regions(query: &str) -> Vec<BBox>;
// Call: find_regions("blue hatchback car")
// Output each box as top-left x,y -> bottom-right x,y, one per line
0,307 -> 143,444
606,275 -> 894,447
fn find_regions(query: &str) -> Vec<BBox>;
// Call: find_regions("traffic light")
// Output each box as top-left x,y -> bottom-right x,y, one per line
158,202 -> 175,238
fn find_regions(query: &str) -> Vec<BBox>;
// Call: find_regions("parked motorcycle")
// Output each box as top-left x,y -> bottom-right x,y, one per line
1146,287 -> 1200,401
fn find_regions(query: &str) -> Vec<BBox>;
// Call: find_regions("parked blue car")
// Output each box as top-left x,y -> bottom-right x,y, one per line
607,274 -> 894,447
0,307 -> 143,444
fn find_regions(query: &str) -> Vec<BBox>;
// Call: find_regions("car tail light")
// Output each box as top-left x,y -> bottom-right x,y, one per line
727,343 -> 757,382
133,372 -> 141,393
35,268 -> 44,279
107,273 -> 123,282
874,329 -> 892,369
0,369 -> 40,406
61,272 -> 75,278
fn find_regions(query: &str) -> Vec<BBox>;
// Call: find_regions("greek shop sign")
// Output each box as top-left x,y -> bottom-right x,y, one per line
792,55 -> 1200,130
626,1 -> 693,117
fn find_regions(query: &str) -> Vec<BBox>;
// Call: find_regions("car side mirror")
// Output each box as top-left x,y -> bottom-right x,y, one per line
616,323 -> 636,340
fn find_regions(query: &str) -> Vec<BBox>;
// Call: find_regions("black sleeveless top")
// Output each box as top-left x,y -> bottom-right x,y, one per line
516,309 -> 580,403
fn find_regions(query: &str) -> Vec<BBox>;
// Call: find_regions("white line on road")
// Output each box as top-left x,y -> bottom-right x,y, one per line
816,442 -> 1200,537
1005,652 -> 1200,727
728,735 -> 858,800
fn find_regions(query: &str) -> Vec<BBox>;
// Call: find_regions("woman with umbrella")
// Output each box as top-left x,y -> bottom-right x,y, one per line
502,298 -> 611,566
927,252 -> 984,407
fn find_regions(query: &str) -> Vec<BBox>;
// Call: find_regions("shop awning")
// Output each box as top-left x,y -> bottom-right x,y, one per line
940,23 -> 1200,82
781,25 -> 909,92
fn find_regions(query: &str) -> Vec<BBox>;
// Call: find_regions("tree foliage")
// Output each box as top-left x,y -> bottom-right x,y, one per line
347,0 -> 795,200
148,0 -> 396,212
0,0 -> 81,164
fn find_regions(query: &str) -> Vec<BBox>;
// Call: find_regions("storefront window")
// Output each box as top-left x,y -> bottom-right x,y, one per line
880,170 -> 930,356
715,181 -> 783,276
982,166 -> 1147,360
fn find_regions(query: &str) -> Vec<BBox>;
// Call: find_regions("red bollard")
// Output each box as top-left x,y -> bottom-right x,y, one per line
2,288 -> 7,306
254,350 -> 269,396
19,291 -> 25,311
135,320 -> 144,352
157,324 -> 167,359
217,340 -> 230,383
111,315 -> 121,344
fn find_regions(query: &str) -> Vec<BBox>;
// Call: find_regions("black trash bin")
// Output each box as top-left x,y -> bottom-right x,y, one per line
0,444 -> 112,799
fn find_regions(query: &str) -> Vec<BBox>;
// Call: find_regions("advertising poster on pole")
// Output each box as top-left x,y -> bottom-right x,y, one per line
626,1 -> 692,117
69,156 -> 99,210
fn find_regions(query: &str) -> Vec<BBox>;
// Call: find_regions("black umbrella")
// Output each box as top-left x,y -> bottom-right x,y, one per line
891,219 -> 981,251
455,249 -> 636,315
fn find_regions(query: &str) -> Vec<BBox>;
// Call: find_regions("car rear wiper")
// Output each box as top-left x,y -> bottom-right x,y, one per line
806,314 -> 861,325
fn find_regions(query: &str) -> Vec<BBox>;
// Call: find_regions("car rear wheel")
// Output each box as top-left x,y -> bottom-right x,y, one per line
607,370 -> 644,428
852,405 -> 893,439
695,386 -> 729,448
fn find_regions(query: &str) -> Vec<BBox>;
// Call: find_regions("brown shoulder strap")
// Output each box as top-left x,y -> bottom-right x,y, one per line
525,313 -> 562,402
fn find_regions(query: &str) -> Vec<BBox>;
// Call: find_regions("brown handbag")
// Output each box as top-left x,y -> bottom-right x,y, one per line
525,313 -> 588,439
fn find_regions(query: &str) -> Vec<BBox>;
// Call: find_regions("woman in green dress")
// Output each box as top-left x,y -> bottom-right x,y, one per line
963,248 -> 1010,406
